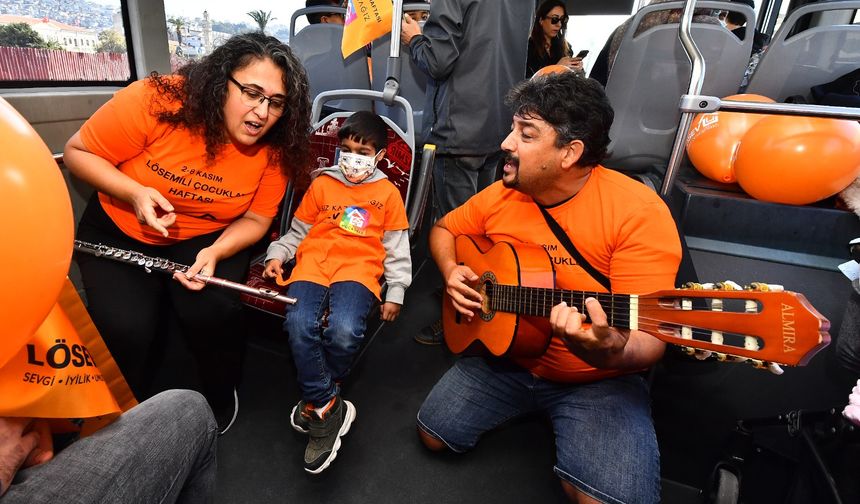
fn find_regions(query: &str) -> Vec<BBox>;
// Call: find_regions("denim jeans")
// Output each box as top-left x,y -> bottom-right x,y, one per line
3,390 -> 218,503
417,357 -> 660,504
284,281 -> 376,407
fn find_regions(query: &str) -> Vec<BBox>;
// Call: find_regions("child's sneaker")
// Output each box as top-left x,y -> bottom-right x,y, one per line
290,399 -> 311,434
304,395 -> 356,474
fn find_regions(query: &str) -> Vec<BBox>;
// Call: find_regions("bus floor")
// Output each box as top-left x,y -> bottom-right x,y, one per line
216,246 -> 854,504
215,258 -> 569,503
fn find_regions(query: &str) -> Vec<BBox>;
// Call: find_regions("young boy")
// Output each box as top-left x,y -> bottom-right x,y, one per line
262,111 -> 412,474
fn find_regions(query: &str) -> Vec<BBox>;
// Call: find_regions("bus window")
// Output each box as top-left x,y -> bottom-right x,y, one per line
567,14 -> 632,75
0,0 -> 133,86
162,1 -> 308,72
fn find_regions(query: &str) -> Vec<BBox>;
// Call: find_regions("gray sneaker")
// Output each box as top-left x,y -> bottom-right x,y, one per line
304,395 -> 356,474
290,399 -> 310,434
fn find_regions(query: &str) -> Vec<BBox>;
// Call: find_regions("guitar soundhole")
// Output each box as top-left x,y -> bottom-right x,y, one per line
478,272 -> 496,322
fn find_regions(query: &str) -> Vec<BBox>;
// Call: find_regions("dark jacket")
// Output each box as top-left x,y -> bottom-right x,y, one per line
407,0 -> 532,156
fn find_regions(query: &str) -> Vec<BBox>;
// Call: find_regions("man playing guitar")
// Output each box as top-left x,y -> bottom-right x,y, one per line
417,72 -> 682,504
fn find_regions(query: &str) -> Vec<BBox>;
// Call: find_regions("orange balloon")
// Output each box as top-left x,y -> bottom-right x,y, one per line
734,116 -> 860,205
0,97 -> 74,369
686,94 -> 775,183
532,64 -> 573,79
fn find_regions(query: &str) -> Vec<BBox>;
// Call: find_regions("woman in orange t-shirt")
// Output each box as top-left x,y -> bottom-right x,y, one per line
63,32 -> 311,433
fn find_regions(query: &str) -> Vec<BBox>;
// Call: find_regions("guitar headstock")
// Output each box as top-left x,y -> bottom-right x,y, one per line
638,281 -> 831,372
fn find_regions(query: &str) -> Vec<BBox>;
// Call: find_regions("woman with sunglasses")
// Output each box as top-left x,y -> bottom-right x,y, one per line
64,32 -> 311,434
527,0 -> 583,77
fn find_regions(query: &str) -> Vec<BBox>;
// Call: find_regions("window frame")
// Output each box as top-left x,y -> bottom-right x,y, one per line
0,0 -> 137,89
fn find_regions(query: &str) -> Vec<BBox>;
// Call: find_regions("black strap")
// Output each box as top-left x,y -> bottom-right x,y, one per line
538,205 -> 611,292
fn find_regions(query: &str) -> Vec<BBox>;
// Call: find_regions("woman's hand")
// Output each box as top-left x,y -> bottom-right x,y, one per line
0,418 -> 53,496
558,56 -> 584,73
174,246 -> 220,291
129,186 -> 176,238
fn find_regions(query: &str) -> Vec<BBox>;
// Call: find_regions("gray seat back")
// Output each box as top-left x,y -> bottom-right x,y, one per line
746,1 -> 860,102
370,3 -> 430,140
289,7 -> 371,112
604,1 -> 754,172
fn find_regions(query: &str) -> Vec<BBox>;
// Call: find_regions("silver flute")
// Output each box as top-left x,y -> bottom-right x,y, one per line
74,240 -> 296,305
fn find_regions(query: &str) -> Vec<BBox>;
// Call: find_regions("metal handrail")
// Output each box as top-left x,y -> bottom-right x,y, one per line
660,0 -> 860,196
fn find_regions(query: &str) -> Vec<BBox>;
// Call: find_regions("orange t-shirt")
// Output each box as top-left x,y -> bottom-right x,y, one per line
444,167 -> 682,383
80,77 -> 287,245
289,174 -> 409,299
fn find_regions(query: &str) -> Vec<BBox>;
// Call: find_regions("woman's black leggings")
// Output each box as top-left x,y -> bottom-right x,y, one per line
75,194 -> 251,404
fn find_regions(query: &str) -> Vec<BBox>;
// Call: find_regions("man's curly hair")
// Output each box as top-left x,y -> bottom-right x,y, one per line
148,32 -> 311,181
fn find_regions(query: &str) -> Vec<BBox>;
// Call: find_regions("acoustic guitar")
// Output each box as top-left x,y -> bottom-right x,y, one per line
442,235 -> 831,371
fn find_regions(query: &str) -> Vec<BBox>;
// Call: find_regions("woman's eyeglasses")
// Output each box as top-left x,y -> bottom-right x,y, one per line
229,76 -> 286,116
544,15 -> 567,26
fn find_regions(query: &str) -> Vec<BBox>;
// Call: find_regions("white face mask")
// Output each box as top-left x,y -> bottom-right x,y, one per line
338,151 -> 377,183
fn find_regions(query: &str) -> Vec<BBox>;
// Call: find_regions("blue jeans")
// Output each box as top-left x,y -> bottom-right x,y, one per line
417,357 -> 660,504
3,390 -> 217,503
284,281 -> 376,407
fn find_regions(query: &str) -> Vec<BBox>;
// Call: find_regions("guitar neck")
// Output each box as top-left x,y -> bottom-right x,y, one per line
489,284 -> 631,328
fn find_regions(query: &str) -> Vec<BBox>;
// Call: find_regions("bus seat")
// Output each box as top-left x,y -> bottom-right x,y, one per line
241,90 -> 435,318
288,7 -> 372,112
745,1 -> 860,102
370,3 -> 430,141
604,0 -> 754,173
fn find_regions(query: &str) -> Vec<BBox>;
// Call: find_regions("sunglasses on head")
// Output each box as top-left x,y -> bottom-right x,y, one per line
545,15 -> 567,26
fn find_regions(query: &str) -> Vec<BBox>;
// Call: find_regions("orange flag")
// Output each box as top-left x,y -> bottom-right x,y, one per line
0,279 -> 137,435
342,0 -> 393,58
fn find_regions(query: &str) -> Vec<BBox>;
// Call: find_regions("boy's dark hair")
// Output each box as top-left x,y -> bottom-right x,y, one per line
306,0 -> 342,24
506,73 -> 614,167
337,111 -> 388,152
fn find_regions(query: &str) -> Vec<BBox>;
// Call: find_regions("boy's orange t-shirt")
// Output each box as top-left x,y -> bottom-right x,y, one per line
289,174 -> 409,299
80,77 -> 287,245
443,167 -> 682,383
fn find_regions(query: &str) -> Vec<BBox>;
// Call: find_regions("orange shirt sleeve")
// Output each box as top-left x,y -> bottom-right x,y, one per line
384,183 -> 409,231
440,184 -> 496,236
293,179 -> 322,224
608,201 -> 681,294
80,80 -> 160,166
249,165 -> 288,218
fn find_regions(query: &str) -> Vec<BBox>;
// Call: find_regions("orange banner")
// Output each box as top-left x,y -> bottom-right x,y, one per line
342,0 -> 393,58
0,279 -> 137,434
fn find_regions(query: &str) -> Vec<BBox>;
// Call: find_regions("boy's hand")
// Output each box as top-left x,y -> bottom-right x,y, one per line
380,302 -> 401,322
263,259 -> 284,280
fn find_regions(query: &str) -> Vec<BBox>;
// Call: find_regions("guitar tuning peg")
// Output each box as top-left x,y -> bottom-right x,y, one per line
695,350 -> 713,360
683,282 -> 703,290
717,280 -> 742,291
700,282 -> 716,290
746,282 -> 785,292
715,352 -> 728,362
682,346 -> 696,356
767,362 -> 785,375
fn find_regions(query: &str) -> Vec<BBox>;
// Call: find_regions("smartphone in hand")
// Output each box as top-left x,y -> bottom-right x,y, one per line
576,49 -> 590,58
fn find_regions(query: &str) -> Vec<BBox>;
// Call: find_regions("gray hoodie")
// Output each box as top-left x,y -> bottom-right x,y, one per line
265,166 -> 412,304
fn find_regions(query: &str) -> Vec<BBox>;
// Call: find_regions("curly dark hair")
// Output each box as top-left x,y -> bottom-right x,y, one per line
147,32 -> 311,181
529,0 -> 569,62
506,73 -> 614,167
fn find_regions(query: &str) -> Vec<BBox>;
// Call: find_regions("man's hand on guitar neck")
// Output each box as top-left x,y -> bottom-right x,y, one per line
551,297 -> 664,370
442,265 -> 482,322
551,298 -> 627,368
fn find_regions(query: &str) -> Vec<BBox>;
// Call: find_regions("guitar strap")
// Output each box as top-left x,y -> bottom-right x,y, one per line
537,205 -> 612,292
